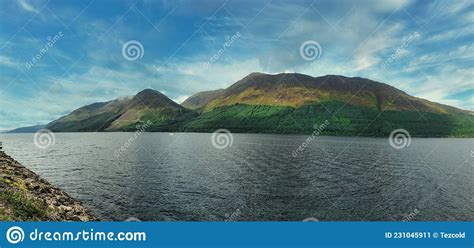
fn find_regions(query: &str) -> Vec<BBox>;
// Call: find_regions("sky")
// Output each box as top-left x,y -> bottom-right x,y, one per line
0,0 -> 473,130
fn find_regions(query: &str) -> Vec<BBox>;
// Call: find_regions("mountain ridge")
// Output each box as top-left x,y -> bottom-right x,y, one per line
181,89 -> 224,110
43,72 -> 473,137
203,73 -> 469,115
6,124 -> 46,133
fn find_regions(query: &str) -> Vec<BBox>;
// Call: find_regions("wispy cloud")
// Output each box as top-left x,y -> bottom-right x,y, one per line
0,56 -> 21,68
17,0 -> 39,13
0,0 -> 473,130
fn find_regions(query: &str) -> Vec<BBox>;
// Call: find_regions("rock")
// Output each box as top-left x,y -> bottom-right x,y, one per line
40,186 -> 51,194
59,205 -> 73,212
0,151 -> 97,221
69,215 -> 82,221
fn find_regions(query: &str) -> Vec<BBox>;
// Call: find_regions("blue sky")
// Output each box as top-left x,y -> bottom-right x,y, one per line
0,0 -> 473,130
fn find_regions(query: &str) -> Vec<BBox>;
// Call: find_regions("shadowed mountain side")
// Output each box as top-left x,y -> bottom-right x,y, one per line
104,89 -> 194,131
181,89 -> 224,110
45,73 -> 474,137
47,98 -> 131,132
47,89 -> 195,132
6,125 -> 46,133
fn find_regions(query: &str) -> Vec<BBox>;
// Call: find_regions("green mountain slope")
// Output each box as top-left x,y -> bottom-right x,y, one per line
105,89 -> 194,131
182,102 -> 473,137
47,89 -> 194,132
179,73 -> 473,137
47,97 -> 132,132
46,73 -> 474,137
203,73 -> 468,115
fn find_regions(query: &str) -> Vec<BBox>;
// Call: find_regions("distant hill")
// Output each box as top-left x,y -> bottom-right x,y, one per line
6,125 -> 45,133
181,89 -> 224,110
46,97 -> 132,132
103,89 -> 194,131
46,90 -> 194,132
45,73 -> 474,137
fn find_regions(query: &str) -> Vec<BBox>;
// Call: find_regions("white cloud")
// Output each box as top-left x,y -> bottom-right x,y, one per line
2,0 -> 473,130
152,58 -> 265,93
402,65 -> 474,110
17,0 -> 39,13
0,56 -> 21,68
407,44 -> 474,70
0,59 -> 263,130
424,25 -> 473,43
443,1 -> 473,15
173,95 -> 190,104
367,0 -> 413,12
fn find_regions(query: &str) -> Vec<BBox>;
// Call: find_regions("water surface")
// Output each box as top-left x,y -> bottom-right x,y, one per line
0,133 -> 472,221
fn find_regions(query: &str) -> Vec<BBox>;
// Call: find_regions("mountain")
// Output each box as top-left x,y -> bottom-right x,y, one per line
47,97 -> 131,132
182,73 -> 473,137
202,72 -> 467,114
46,73 -> 474,137
181,89 -> 224,110
6,124 -> 46,133
47,89 -> 194,132
104,89 -> 194,131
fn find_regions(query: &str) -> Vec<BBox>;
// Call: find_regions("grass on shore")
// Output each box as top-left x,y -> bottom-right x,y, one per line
0,178 -> 49,221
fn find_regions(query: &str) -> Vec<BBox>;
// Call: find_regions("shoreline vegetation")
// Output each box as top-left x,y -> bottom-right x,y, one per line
0,151 -> 96,221
4,130 -> 473,138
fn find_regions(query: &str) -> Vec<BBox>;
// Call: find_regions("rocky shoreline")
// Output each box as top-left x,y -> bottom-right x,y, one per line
0,151 -> 96,221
